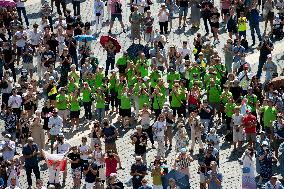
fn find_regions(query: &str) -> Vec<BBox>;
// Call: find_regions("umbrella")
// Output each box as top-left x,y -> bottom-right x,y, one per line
74,35 -> 96,42
126,44 -> 150,60
270,76 -> 284,89
100,35 -> 121,53
163,169 -> 190,189
0,0 -> 16,7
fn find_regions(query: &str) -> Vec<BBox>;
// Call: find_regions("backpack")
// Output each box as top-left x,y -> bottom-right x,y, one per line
114,2 -> 122,13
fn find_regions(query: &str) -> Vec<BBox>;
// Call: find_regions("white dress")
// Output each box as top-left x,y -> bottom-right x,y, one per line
242,153 -> 256,189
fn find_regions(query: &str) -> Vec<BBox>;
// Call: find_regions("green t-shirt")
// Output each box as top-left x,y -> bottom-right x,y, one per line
120,94 -> 131,109
150,71 -> 161,88
207,85 -> 221,103
225,102 -> 236,117
95,72 -> 104,89
56,94 -> 68,110
139,93 -> 149,109
69,71 -> 80,84
68,82 -> 78,94
95,93 -> 105,108
188,67 -> 201,80
116,56 -> 128,66
133,83 -> 146,96
82,88 -> 91,102
117,83 -> 124,100
70,96 -> 80,111
109,76 -> 117,92
261,106 -> 277,128
127,70 -> 137,88
245,94 -> 257,112
212,64 -> 226,80
167,72 -> 181,90
188,80 -> 202,90
221,91 -> 233,104
171,90 -> 182,108
86,78 -> 95,89
153,94 -> 166,110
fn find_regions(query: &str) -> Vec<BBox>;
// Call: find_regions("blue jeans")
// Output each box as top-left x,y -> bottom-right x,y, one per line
96,108 -> 105,122
249,22 -> 262,43
256,56 -> 267,79
17,7 -> 29,27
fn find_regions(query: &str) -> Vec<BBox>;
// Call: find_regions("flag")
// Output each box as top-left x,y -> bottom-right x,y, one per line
48,86 -> 57,96
43,150 -> 67,171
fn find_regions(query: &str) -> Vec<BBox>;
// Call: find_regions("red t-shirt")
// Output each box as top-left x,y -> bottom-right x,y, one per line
105,158 -> 118,177
243,114 -> 257,133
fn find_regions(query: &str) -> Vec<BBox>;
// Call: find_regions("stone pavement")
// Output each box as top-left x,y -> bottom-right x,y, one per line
8,0 -> 284,188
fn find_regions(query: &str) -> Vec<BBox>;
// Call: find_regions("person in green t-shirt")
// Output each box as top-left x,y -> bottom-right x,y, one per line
259,98 -> 277,139
68,64 -> 80,84
69,91 -> 80,130
133,77 -> 147,118
136,53 -> 150,78
138,87 -> 149,110
225,96 -> 236,134
120,86 -> 132,128
82,82 -> 92,120
151,87 -> 166,118
167,68 -> 181,91
67,77 -> 79,94
207,79 -> 222,120
56,88 -> 69,126
170,83 -> 183,122
116,52 -> 130,75
94,87 -> 106,122
94,66 -> 104,89
149,66 -> 161,91
157,78 -> 167,96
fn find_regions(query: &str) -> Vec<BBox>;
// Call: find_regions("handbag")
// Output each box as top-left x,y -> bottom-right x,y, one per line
242,167 -> 250,173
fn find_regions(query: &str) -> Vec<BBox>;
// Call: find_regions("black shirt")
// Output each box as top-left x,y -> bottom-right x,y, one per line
68,152 -> 81,169
199,105 -> 213,119
41,50 -> 55,67
85,162 -> 98,183
201,0 -> 213,16
179,0 -> 189,7
230,86 -> 243,102
65,38 -> 77,53
46,39 -> 59,54
3,48 -> 16,63
132,132 -> 147,155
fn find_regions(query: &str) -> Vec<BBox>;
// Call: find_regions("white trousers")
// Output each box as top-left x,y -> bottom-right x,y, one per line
85,182 -> 95,189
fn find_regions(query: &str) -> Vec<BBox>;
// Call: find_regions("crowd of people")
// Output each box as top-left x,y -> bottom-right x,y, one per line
0,0 -> 284,188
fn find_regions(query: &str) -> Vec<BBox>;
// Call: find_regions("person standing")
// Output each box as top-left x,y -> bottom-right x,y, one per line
241,147 -> 256,189
15,0 -> 29,28
72,0 -> 81,16
30,111 -> 46,151
201,0 -> 213,35
174,148 -> 194,179
131,125 -> 148,164
263,54 -> 277,83
0,107 -> 18,140
248,3 -> 262,46
22,137 -> 41,189
206,161 -> 222,189
177,0 -> 189,28
94,0 -> 105,34
153,114 -> 167,158
130,156 -> 147,189
8,88 -> 22,119
157,4 -> 170,36
129,6 -> 142,44
108,0 -> 126,34
48,109 -> 63,153
144,10 -> 154,46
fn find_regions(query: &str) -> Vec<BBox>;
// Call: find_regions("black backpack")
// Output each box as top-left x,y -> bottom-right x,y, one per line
115,2 -> 122,13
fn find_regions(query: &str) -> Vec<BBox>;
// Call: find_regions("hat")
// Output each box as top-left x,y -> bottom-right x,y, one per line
163,102 -> 170,107
4,134 -> 11,139
49,76 -> 55,80
180,148 -> 187,153
57,133 -> 64,138
267,54 -> 272,58
262,141 -> 269,146
161,3 -> 166,6
135,156 -> 142,160
110,69 -> 117,73
210,128 -> 216,134
243,64 -> 249,69
198,52 -> 204,56
146,10 -> 151,13
98,65 -> 104,69
143,76 -> 149,82
273,90 -> 278,94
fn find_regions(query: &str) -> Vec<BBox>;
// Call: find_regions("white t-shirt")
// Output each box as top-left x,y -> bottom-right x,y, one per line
8,95 -> 22,109
178,47 -> 191,59
79,144 -> 90,160
93,150 -> 104,166
238,71 -> 252,90
16,0 -> 25,7
15,31 -> 27,48
153,121 -> 166,137
158,9 -> 169,22
232,114 -> 243,126
57,142 -> 71,154
28,30 -> 42,46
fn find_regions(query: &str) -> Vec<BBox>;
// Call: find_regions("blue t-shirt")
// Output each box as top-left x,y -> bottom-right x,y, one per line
102,125 -> 116,144
22,143 -> 39,167
233,46 -> 245,62
85,162 -> 98,183
206,170 -> 222,189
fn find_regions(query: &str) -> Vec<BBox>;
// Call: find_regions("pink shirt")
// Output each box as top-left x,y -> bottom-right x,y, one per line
110,0 -> 122,14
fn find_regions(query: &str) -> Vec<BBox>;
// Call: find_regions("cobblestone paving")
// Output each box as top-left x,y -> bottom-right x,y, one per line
7,0 -> 284,188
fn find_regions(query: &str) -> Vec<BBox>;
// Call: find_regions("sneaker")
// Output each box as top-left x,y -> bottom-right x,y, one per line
108,29 -> 111,34
123,29 -> 126,33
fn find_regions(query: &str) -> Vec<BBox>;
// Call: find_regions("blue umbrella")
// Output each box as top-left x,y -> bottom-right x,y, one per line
163,169 -> 190,189
74,35 -> 96,42
126,44 -> 150,61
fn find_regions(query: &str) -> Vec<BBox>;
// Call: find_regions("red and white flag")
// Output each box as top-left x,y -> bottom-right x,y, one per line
42,150 -> 67,171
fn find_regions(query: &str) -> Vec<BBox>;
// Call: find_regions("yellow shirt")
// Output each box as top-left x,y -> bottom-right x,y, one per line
238,17 -> 247,31
151,168 -> 163,185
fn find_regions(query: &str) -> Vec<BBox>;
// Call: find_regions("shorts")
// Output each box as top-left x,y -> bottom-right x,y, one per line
179,6 -> 188,17
233,128 -> 244,142
71,167 -> 81,179
105,143 -> 117,154
239,30 -> 246,38
222,9 -> 229,15
70,111 -> 80,118
246,133 -> 256,142
227,25 -> 237,33
264,127 -> 272,134
200,172 -> 206,183
22,63 -> 34,70
58,109 -> 69,120
165,126 -> 173,139
111,13 -> 122,21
